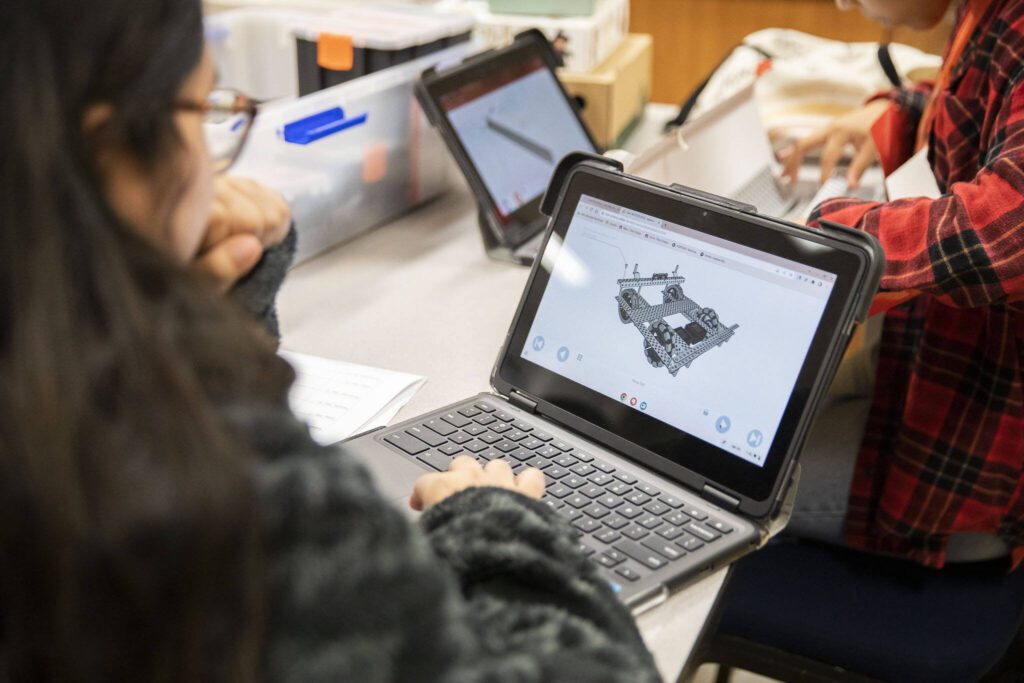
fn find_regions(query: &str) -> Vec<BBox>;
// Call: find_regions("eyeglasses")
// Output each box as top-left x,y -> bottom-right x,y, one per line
175,89 -> 258,173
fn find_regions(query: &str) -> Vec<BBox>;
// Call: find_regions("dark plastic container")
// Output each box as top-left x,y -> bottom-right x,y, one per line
293,5 -> 475,96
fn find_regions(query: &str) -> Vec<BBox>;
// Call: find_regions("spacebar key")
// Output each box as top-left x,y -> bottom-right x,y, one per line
384,432 -> 429,455
613,540 -> 669,570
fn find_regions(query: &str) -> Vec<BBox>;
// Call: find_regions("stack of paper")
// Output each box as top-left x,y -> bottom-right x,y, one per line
280,350 -> 425,446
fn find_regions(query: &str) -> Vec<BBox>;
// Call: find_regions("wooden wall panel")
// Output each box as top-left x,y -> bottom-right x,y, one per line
630,0 -> 950,105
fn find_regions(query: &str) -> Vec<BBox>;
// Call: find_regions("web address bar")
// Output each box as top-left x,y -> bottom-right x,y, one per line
588,205 -> 801,280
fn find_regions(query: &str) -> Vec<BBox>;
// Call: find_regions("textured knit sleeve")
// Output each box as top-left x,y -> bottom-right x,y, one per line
231,224 -> 297,338
244,408 -> 659,683
421,487 -> 660,682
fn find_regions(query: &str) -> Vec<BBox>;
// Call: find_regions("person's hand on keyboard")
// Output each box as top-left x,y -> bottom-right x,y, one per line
779,99 -> 890,189
410,456 -> 545,511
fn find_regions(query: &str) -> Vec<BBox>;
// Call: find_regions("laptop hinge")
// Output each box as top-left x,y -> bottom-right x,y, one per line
508,390 -> 538,414
702,484 -> 741,510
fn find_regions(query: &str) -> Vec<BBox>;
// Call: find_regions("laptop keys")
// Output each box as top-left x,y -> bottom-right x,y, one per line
641,538 -> 685,561
437,443 -> 462,456
636,482 -> 662,497
417,450 -> 452,471
683,506 -> 709,521
547,484 -> 572,499
684,522 -> 721,543
558,507 -> 583,522
573,517 -> 602,534
665,511 -> 688,526
597,552 -> 625,568
384,431 -> 429,455
644,502 -> 671,516
571,463 -> 595,477
562,475 -> 586,489
553,453 -> 577,467
656,525 -> 685,541
707,517 -> 734,534
574,450 -> 594,463
624,492 -> 651,506
565,494 -> 589,509
637,515 -> 663,530
613,540 -> 669,570
613,471 -> 638,484
677,535 -> 705,552
658,494 -> 684,508
615,566 -> 641,582
441,411 -> 471,428
406,425 -> 446,447
381,400 -> 742,587
423,418 -> 457,436
617,505 -> 643,519
603,515 -> 629,530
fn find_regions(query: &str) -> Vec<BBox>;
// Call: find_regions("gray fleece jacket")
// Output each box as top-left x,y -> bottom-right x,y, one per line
231,229 -> 661,683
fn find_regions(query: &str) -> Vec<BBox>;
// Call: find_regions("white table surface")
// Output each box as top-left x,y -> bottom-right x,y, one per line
276,103 -> 727,683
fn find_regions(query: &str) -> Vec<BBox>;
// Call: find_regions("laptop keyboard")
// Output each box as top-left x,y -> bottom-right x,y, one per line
380,399 -> 736,589
732,167 -> 797,218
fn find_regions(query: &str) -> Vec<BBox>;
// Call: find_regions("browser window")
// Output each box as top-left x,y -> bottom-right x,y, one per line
521,195 -> 836,467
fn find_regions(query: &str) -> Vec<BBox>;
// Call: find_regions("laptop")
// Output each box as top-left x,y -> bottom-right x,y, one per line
344,154 -> 882,613
416,29 -> 600,266
629,85 -> 882,223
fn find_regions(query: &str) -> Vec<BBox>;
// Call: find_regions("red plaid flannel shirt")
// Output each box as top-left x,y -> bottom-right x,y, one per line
808,0 -> 1024,569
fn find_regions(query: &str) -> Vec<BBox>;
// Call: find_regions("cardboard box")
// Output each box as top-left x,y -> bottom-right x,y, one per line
438,0 -> 629,73
559,33 -> 653,149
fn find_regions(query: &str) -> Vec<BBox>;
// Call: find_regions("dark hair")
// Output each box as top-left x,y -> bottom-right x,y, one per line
0,1 -> 293,680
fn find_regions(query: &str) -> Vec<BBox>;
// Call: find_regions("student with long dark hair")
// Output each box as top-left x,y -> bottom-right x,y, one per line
0,1 -> 659,680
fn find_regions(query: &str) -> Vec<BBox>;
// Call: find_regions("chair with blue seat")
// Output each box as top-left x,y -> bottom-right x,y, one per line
692,539 -> 1024,683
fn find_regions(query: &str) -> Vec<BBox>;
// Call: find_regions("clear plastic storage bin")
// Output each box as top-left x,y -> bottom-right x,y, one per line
229,42 -> 473,265
292,4 -> 475,96
205,8 -> 319,102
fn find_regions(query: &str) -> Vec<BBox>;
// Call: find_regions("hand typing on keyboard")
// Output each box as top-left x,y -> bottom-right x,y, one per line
779,99 -> 889,189
409,455 -> 545,511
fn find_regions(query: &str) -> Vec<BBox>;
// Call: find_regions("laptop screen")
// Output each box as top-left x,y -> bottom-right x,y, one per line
439,55 -> 595,222
519,195 -> 837,468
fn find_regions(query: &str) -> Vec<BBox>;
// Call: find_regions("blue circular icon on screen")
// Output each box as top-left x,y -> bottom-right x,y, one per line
715,416 -> 731,434
639,402 -> 648,411
557,346 -> 570,362
532,336 -> 545,351
747,430 -> 764,448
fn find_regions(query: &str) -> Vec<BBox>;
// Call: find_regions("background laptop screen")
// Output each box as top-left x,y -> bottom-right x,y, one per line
439,56 -> 595,222
520,195 -> 837,468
